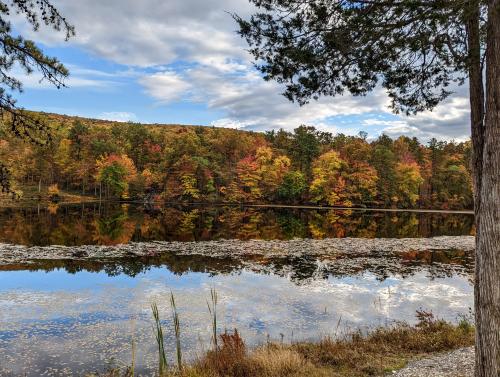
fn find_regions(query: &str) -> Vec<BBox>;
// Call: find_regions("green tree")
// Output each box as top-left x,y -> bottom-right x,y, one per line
278,170 -> 306,203
235,2 -> 500,373
290,125 -> 320,177
97,163 -> 128,198
68,121 -> 89,160
96,154 -> 137,199
370,140 -> 397,206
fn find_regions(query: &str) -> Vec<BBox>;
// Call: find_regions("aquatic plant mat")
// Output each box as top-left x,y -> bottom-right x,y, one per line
0,236 -> 474,267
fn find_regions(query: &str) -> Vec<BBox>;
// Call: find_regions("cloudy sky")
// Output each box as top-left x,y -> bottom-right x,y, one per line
12,0 -> 470,141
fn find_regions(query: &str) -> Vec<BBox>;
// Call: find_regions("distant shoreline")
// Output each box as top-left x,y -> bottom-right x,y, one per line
0,199 -> 475,214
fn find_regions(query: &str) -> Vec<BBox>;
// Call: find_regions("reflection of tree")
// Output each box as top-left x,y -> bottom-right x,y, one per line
308,210 -> 380,239
394,214 -> 419,238
4,249 -> 473,287
176,209 -> 200,240
277,214 -> 307,239
0,203 -> 475,246
92,210 -> 135,245
2,255 -> 243,278
221,208 -> 264,239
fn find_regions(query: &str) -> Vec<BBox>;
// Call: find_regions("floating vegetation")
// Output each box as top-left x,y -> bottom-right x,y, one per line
0,235 -> 475,268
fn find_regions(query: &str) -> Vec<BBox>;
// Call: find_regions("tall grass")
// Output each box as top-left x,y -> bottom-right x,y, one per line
93,307 -> 474,377
206,288 -> 218,352
151,302 -> 168,375
130,316 -> 137,377
170,291 -> 182,370
130,335 -> 136,377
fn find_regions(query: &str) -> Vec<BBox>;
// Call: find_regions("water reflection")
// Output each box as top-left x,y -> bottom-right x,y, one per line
0,261 -> 473,377
0,203 -> 475,246
0,248 -> 473,284
0,203 -> 475,376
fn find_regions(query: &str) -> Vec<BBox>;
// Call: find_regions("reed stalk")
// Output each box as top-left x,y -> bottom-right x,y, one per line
130,337 -> 136,377
130,316 -> 136,377
151,302 -> 168,375
170,291 -> 182,370
206,288 -> 218,352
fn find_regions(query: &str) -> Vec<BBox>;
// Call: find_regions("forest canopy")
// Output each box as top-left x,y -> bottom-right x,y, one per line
0,111 -> 473,210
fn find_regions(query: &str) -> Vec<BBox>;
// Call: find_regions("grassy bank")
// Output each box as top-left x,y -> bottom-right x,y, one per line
95,310 -> 474,377
0,184 -> 99,207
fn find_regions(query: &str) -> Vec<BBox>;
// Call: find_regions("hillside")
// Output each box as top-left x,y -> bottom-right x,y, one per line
0,111 -> 473,209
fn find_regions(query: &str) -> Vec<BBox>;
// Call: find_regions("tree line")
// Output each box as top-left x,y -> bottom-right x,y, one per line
0,112 -> 473,210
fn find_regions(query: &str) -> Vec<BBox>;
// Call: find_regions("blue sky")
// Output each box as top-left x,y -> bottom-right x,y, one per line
11,0 -> 470,141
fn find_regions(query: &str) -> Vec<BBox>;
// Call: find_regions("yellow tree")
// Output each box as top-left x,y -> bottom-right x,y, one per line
236,155 -> 262,201
342,162 -> 378,205
309,150 -> 348,206
256,146 -> 291,200
394,162 -> 424,207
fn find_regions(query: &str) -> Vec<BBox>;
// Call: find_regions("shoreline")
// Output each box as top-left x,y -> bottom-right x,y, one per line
0,199 -> 475,214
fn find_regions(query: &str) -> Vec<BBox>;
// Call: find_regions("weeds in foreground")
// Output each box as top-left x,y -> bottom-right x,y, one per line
170,291 -> 182,370
151,302 -> 168,374
207,288 -> 218,352
94,306 -> 474,377
129,315 -> 137,377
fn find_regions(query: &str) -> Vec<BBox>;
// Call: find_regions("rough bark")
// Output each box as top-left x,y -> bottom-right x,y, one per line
466,2 -> 486,375
475,1 -> 500,375
466,1 -> 485,204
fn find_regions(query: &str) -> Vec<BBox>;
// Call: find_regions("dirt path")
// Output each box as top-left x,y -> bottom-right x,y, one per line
393,347 -> 475,377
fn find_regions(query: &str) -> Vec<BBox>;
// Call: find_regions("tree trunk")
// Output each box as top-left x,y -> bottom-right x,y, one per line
466,0 -> 485,198
475,1 -> 500,375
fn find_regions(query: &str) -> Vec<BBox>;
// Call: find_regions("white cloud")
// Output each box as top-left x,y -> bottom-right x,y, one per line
10,0 -> 471,141
211,118 -> 246,129
98,111 -> 138,122
405,86 -> 470,140
11,64 -> 121,90
139,71 -> 191,103
144,64 -> 391,132
14,0 -> 255,67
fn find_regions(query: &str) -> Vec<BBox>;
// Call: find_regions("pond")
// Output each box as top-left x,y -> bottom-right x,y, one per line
0,203 -> 475,376
0,202 -> 474,246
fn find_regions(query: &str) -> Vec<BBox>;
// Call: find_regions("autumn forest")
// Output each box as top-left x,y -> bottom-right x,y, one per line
0,112 -> 473,210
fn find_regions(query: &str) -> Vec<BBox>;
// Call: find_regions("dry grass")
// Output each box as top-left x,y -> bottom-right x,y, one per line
0,184 -> 98,207
95,310 -> 474,377
181,330 -> 332,377
290,310 -> 474,376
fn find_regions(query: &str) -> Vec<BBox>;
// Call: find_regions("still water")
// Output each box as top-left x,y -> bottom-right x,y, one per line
0,204 -> 474,376
0,202 -> 474,246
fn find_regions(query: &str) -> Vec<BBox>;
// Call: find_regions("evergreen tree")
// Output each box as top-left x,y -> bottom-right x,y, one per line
235,1 -> 500,373
0,1 -> 74,194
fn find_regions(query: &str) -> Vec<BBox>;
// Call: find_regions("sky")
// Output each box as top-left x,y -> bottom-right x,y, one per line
10,0 -> 471,141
